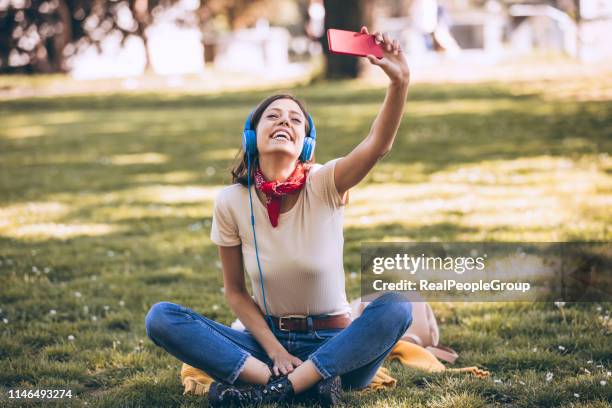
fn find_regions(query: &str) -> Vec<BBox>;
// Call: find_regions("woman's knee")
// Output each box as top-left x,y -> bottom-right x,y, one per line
369,292 -> 413,333
145,301 -> 181,342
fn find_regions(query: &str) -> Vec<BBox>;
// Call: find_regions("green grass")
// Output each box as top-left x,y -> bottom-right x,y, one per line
0,77 -> 611,407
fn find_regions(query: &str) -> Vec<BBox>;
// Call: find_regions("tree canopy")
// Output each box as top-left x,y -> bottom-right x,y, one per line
1,0 -> 370,78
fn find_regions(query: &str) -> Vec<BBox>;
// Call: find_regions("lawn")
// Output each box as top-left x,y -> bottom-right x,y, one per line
0,76 -> 611,407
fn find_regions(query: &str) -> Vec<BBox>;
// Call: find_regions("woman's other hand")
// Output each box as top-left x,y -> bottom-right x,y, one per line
269,348 -> 303,376
361,26 -> 410,87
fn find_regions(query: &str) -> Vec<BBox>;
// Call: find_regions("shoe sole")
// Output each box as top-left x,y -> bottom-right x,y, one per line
318,376 -> 342,407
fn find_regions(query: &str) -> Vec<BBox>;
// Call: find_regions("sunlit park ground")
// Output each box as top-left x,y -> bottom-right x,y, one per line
1,65 -> 611,407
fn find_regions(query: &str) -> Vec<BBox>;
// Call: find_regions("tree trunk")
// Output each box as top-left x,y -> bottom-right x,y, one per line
321,0 -> 372,79
132,0 -> 152,71
51,0 -> 72,72
573,0 -> 581,59
137,24 -> 153,72
33,43 -> 53,73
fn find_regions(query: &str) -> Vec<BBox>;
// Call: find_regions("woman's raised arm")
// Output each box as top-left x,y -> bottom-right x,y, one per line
334,28 -> 410,196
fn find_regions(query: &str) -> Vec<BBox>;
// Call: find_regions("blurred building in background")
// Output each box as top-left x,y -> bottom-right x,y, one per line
373,0 -> 612,66
0,0 -> 610,80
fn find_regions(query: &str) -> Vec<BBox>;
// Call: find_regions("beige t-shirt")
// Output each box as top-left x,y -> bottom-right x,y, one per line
211,158 -> 351,317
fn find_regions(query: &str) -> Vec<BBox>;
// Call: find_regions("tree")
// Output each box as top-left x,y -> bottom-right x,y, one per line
321,0 -> 373,78
129,0 -> 155,71
196,0 -> 281,31
0,0 -> 84,73
0,0 -> 180,74
0,0 -> 271,74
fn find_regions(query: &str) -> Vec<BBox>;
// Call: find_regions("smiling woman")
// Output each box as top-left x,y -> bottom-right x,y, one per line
231,94 -> 315,189
145,27 -> 412,407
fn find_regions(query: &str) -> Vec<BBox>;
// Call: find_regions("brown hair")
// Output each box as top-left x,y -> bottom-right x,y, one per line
231,94 -> 315,186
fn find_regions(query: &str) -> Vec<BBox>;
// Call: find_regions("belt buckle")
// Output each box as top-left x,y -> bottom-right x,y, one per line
278,315 -> 306,332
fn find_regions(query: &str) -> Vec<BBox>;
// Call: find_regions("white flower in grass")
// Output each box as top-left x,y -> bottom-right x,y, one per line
596,306 -> 602,312
350,272 -> 357,279
574,393 -> 579,398
2,318 -> 8,324
558,345 -> 566,351
601,380 -> 608,386
220,287 -> 225,294
212,304 -> 219,311
83,306 -> 89,314
67,335 -> 75,341
587,360 -> 593,364
607,371 -> 611,377
49,309 -> 57,315
532,347 -> 538,352
215,261 -> 222,269
518,381 -> 525,385
493,379 -> 502,384
92,316 -> 98,321
107,251 -> 115,257
74,291 -> 82,298
44,267 -> 50,274
545,372 -> 554,382
119,301 -> 125,307
103,305 -> 110,311
554,301 -> 565,308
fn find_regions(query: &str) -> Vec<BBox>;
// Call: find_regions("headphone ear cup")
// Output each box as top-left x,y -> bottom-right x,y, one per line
300,113 -> 316,162
300,137 -> 315,162
242,129 -> 257,156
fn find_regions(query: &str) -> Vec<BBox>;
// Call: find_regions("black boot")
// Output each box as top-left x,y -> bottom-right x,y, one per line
315,375 -> 342,407
294,375 -> 342,407
208,375 -> 294,407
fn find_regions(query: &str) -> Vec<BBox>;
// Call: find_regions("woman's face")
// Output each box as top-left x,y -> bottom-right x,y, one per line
255,98 -> 307,161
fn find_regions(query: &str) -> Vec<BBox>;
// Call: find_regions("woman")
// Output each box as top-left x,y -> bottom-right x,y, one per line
145,27 -> 412,407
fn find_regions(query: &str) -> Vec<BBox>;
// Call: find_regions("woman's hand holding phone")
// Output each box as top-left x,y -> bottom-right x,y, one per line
360,26 -> 410,87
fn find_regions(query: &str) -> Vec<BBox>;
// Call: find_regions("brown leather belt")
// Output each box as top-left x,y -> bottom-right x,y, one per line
271,314 -> 351,332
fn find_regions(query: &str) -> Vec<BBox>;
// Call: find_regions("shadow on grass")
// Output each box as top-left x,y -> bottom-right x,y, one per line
344,222 -> 479,242
1,80 -> 611,406
1,81 -> 610,206
0,81 -> 538,111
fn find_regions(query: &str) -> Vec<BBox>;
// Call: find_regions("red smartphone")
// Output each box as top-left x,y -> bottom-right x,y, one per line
327,28 -> 384,59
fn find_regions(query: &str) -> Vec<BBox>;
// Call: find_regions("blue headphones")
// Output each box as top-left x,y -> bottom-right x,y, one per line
242,108 -> 316,327
242,110 -> 317,162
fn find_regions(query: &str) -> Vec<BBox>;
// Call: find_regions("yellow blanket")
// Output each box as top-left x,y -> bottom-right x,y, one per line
181,340 -> 489,395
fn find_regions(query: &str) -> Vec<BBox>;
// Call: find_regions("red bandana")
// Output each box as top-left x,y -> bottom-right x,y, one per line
254,162 -> 308,227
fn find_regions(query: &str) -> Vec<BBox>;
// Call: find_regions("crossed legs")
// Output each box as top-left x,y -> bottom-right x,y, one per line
145,292 -> 412,392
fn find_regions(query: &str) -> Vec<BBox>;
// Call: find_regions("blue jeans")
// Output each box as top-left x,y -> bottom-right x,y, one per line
145,292 -> 412,390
